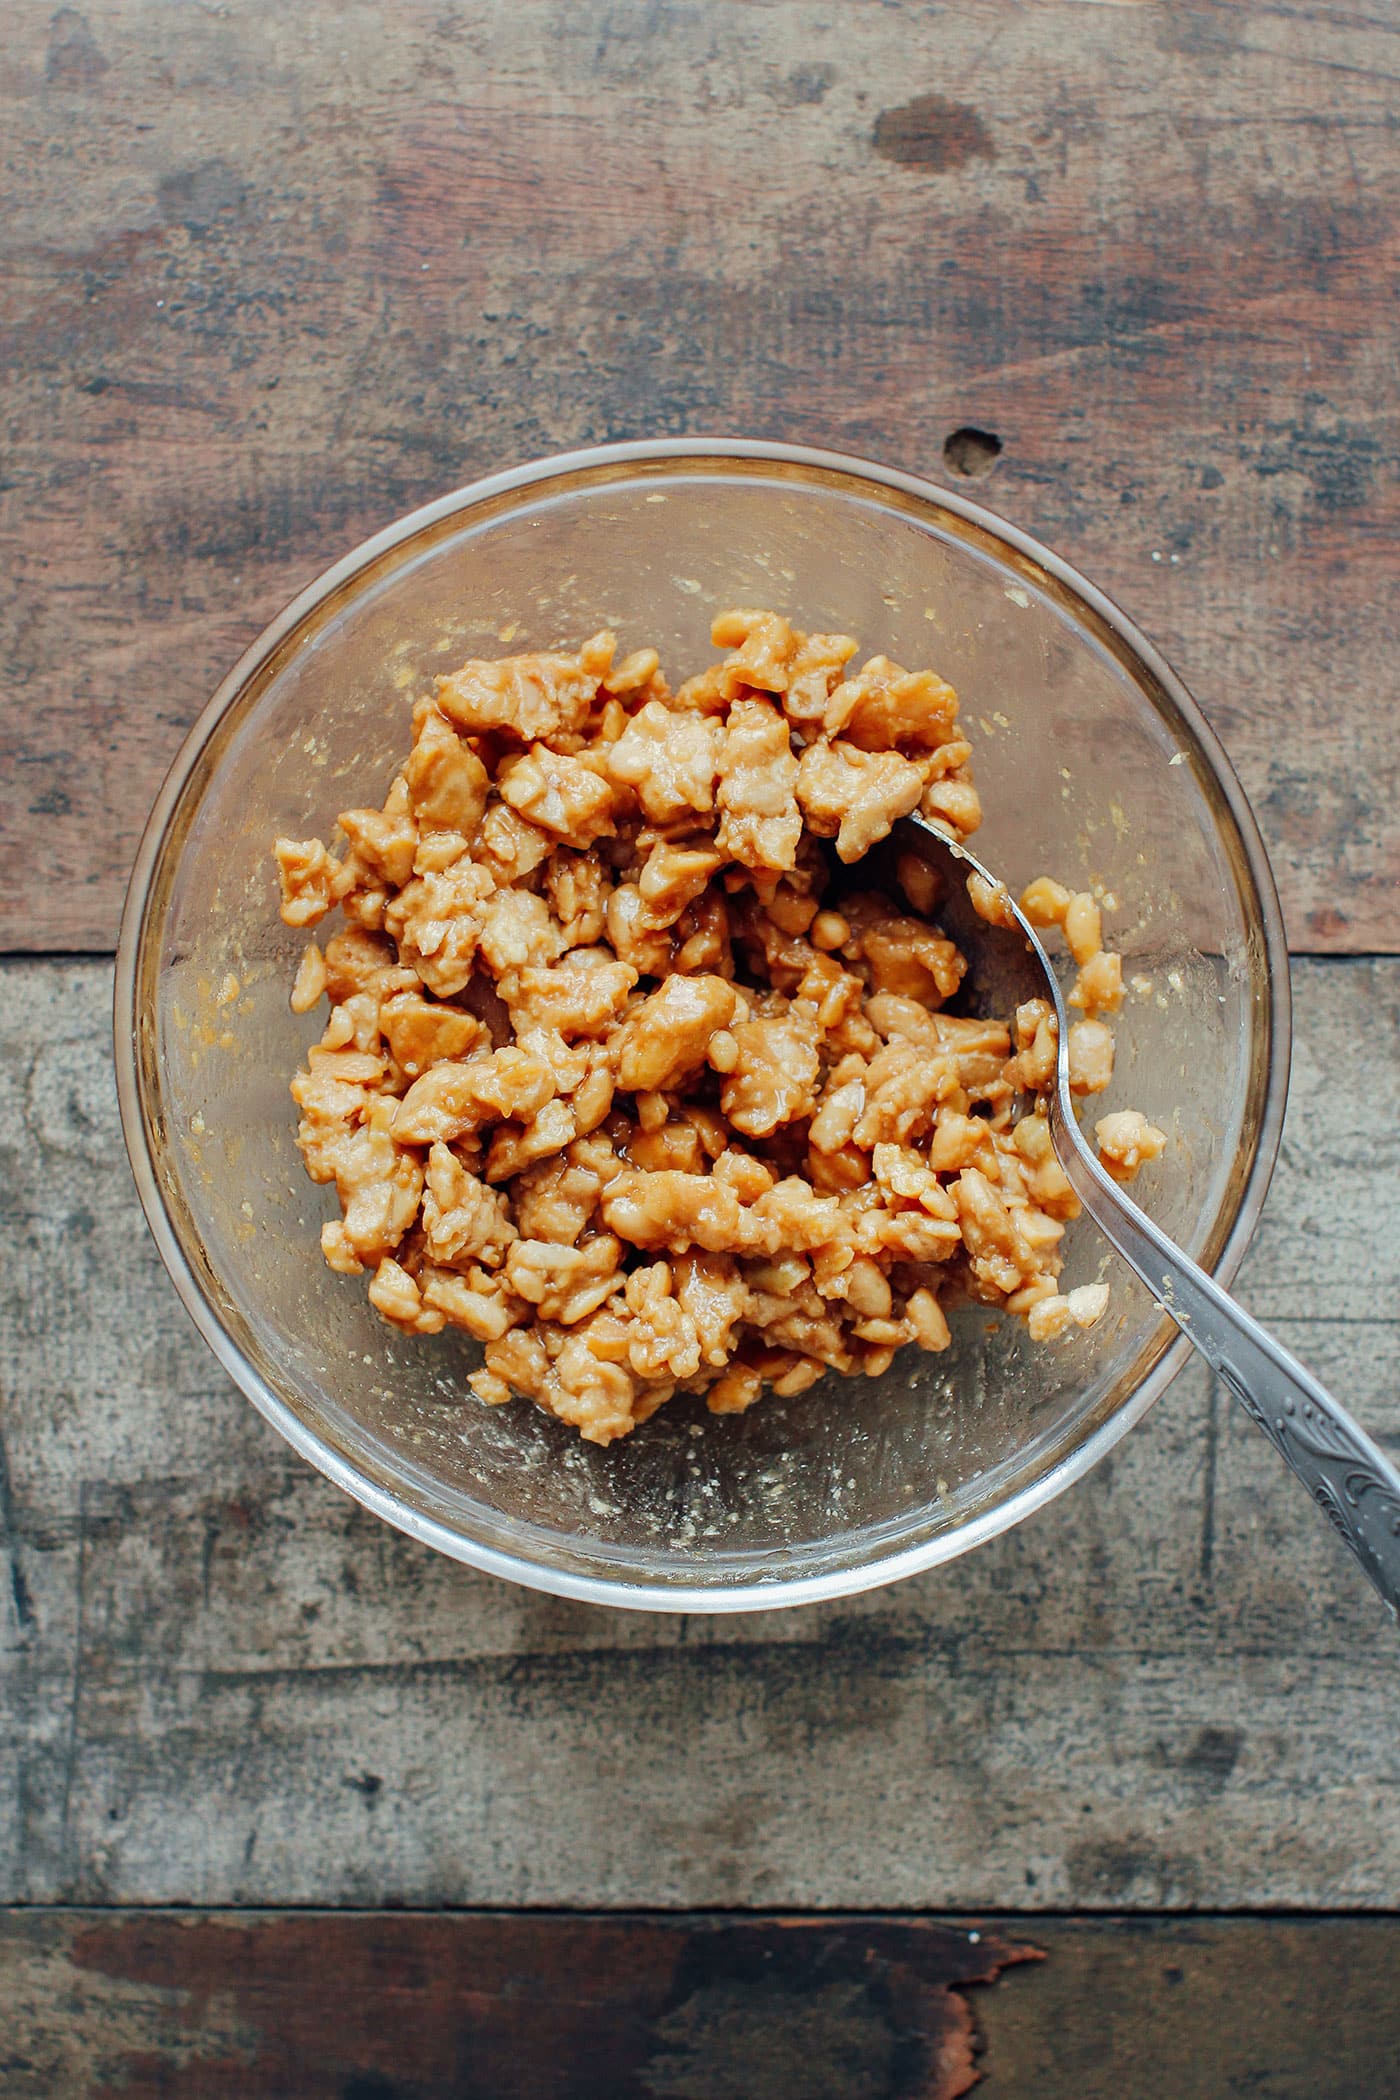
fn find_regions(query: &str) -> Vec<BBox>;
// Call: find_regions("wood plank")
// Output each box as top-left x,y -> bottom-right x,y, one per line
3,0 -> 1399,949
978,1917 -> 1400,2100
0,1910 -> 1038,2100
2,1911 -> 1399,2100
3,957 -> 1397,1909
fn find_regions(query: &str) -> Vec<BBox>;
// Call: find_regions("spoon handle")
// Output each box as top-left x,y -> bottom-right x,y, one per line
1052,1107 -> 1400,1621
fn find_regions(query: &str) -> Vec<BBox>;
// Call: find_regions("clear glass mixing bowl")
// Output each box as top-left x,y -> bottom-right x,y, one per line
115,441 -> 1289,1611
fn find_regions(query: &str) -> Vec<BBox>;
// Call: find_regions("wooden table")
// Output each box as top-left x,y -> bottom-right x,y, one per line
3,3 -> 1398,2092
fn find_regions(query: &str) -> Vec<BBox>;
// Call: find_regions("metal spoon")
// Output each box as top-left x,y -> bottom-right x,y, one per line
893,813 -> 1400,1621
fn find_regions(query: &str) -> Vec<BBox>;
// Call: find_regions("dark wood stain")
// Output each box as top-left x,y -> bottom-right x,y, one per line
1178,1724 -> 1243,1792
872,96 -> 995,170
155,158 -> 249,233
45,7 -> 110,86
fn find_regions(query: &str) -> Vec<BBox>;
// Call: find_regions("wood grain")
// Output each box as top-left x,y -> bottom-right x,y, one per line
3,0 -> 1399,950
977,1917 -> 1400,2100
3,1910 -> 1399,2100
0,1911 -> 1036,2100
2,958 -> 1397,1910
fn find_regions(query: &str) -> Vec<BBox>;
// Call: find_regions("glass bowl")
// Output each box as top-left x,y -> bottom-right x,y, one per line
115,441 -> 1289,1612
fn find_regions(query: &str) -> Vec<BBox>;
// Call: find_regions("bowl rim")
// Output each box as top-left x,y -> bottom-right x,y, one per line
114,436 -> 1293,1613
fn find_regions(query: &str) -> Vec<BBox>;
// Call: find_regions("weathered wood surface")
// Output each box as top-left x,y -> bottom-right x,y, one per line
977,1917 -> 1400,2099
4,1911 -> 1400,2100
3,0 -> 1399,951
2,959 -> 1397,1910
0,1912 -> 1037,2100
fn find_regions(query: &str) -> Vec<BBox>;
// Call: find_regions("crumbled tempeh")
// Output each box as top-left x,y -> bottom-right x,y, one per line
796,740 -> 927,862
607,701 -> 722,823
434,638 -> 604,743
275,609 -> 1163,1440
1095,1107 -> 1168,1182
612,974 -> 738,1093
715,697 -> 802,871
